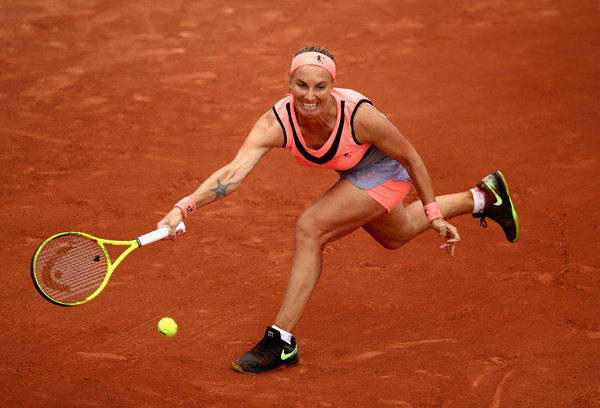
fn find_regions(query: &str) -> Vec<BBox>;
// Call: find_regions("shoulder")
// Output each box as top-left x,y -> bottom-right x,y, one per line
333,88 -> 370,103
353,100 -> 383,123
352,102 -> 396,144
249,109 -> 286,148
273,94 -> 293,113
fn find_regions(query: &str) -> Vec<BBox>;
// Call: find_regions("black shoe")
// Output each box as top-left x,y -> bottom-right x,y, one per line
472,171 -> 520,243
232,327 -> 299,374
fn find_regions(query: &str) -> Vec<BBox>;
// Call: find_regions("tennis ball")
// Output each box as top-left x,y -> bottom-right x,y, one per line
158,317 -> 178,337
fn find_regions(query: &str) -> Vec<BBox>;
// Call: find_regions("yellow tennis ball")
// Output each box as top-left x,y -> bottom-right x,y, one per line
158,317 -> 178,337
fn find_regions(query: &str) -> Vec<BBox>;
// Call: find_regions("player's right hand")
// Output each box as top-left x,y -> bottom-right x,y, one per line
157,207 -> 185,241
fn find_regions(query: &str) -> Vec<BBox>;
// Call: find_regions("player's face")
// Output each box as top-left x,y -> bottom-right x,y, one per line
290,66 -> 334,119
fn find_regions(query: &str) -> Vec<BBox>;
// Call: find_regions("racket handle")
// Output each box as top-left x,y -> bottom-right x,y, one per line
137,221 -> 186,246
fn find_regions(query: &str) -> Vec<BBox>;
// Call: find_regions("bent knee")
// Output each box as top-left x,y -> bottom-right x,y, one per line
294,211 -> 327,247
377,238 -> 406,250
364,223 -> 413,250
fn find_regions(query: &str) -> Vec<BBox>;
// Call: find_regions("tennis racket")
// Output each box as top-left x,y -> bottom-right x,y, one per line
31,221 -> 185,306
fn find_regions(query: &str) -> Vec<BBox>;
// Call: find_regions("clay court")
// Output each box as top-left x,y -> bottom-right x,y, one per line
1,0 -> 599,407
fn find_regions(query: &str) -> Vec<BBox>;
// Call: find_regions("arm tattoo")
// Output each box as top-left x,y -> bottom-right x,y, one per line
210,152 -> 267,201
210,178 -> 230,200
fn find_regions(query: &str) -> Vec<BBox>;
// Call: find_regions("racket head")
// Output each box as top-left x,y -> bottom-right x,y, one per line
31,232 -> 111,306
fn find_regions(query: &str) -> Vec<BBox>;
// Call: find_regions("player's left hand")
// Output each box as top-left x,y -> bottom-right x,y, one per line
431,218 -> 460,256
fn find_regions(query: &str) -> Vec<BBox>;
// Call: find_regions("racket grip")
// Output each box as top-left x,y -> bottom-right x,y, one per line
137,221 -> 186,246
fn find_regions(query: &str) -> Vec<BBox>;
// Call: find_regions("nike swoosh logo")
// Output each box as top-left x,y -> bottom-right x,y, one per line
281,346 -> 298,360
485,181 -> 503,206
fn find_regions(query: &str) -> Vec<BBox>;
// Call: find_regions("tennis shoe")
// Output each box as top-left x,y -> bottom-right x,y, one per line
232,327 -> 299,374
472,171 -> 520,243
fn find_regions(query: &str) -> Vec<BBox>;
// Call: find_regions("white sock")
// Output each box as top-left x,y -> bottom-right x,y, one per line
271,325 -> 292,344
471,187 -> 486,213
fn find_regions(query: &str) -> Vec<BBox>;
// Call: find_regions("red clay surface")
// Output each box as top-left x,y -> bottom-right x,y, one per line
2,1 -> 599,407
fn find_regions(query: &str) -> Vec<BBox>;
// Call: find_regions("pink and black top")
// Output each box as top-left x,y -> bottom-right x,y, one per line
272,87 -> 410,189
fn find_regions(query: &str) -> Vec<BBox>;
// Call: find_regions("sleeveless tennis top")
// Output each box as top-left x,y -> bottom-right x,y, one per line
271,88 -> 410,189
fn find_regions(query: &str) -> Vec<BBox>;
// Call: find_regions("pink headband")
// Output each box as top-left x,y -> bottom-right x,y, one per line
289,52 -> 336,80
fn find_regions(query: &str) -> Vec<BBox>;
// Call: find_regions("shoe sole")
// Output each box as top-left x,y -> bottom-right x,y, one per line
495,171 -> 520,243
232,359 -> 299,374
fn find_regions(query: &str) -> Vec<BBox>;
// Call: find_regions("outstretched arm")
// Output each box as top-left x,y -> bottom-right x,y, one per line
353,103 -> 460,255
158,110 -> 285,238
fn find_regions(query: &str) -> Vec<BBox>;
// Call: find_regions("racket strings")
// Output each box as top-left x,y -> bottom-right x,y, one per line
33,235 -> 108,304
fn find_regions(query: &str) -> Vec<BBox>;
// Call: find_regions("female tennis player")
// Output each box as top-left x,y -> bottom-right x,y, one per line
157,46 -> 519,374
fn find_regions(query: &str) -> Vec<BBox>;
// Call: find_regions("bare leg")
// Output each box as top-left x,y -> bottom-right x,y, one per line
273,178 -> 387,332
364,191 -> 474,249
274,181 -> 475,332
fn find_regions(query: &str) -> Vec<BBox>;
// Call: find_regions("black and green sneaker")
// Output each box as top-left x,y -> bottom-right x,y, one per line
232,327 -> 299,374
472,171 -> 520,243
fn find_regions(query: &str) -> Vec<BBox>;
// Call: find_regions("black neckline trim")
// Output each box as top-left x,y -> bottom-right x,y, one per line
286,101 -> 346,165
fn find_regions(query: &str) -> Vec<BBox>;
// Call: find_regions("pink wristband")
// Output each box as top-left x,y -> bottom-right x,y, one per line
174,196 -> 196,218
423,202 -> 443,223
